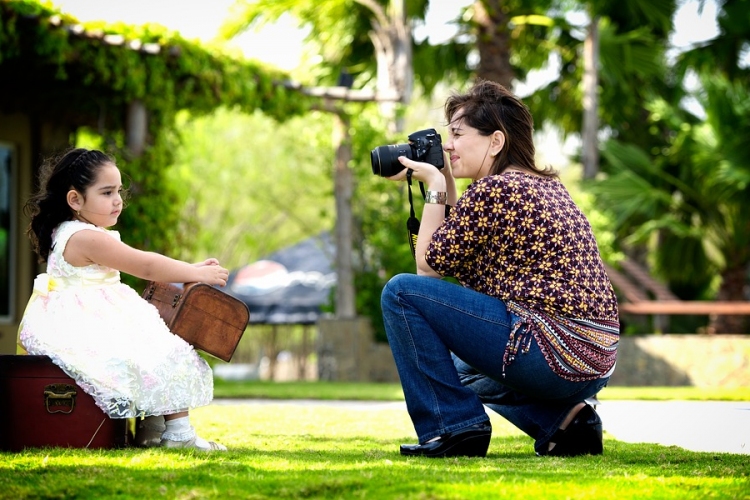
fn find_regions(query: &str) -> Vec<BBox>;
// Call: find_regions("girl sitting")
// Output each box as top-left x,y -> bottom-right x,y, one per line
20,148 -> 229,451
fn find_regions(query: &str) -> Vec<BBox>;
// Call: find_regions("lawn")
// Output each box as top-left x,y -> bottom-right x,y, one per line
3,383 -> 749,499
211,379 -> 750,402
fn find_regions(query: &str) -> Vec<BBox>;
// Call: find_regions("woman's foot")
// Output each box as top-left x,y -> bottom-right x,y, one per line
541,404 -> 603,457
400,421 -> 492,458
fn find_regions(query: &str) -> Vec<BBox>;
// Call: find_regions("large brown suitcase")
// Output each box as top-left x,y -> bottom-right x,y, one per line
0,355 -> 130,451
142,281 -> 249,362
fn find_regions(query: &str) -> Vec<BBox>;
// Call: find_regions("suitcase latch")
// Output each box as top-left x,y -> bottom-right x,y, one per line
144,285 -> 155,301
43,383 -> 77,414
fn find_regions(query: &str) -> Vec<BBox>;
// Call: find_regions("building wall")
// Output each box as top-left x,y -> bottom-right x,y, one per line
0,112 -> 34,355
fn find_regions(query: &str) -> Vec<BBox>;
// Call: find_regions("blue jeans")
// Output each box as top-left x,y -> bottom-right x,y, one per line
381,273 -> 609,454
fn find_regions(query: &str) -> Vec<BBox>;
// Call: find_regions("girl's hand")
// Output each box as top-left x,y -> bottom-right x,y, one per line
197,264 -> 229,287
193,258 -> 220,267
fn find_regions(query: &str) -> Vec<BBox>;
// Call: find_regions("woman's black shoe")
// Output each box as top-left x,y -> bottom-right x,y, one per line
543,404 -> 603,457
400,421 -> 492,458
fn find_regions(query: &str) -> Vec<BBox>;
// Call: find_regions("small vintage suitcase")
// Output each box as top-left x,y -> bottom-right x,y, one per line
142,281 -> 249,362
0,355 -> 130,451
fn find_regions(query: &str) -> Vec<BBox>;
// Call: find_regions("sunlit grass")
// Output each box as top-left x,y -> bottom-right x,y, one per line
3,402 -> 749,499
212,379 -> 750,402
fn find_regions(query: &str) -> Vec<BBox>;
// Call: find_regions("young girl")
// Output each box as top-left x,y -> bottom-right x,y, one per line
19,147 -> 229,452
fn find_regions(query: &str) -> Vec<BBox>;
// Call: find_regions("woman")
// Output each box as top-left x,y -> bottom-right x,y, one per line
381,80 -> 619,458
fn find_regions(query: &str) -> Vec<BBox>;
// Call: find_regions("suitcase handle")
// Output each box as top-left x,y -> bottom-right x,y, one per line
44,383 -> 77,414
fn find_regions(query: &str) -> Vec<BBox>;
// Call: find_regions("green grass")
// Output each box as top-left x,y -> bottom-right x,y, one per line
213,379 -> 750,402
3,404 -> 749,499
3,384 -> 749,499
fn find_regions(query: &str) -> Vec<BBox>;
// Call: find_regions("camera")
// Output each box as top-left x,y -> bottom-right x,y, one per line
370,128 -> 445,177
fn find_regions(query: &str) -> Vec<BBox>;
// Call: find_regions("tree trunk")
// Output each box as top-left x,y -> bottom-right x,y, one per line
370,0 -> 413,134
473,0 -> 514,89
333,113 -> 356,318
710,263 -> 749,333
582,15 -> 600,179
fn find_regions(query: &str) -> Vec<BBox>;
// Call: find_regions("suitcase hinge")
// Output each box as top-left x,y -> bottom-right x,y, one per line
44,383 -> 77,414
144,285 -> 155,301
172,293 -> 182,307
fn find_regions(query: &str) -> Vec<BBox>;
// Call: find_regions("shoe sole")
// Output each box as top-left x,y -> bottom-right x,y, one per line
400,433 -> 491,458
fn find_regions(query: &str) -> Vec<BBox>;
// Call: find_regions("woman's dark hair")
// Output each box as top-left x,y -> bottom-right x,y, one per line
445,79 -> 556,177
24,148 -> 116,262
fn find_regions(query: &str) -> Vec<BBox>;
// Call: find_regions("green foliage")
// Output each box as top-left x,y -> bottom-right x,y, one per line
166,108 -> 336,269
348,109 -> 417,341
1,0 -> 318,282
559,165 -> 622,265
220,0 -> 465,95
592,71 -> 750,309
159,100 -> 418,337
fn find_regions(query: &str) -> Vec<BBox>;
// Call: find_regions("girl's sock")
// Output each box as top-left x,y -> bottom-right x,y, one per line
161,416 -> 196,442
161,416 -> 214,450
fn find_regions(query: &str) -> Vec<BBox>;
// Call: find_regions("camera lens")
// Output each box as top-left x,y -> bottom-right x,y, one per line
370,144 -> 411,177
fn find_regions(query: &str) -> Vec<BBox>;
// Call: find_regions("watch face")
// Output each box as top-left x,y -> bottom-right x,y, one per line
425,191 -> 447,204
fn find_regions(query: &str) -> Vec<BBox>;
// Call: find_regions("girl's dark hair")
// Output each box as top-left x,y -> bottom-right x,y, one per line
445,79 -> 556,177
24,148 -> 116,262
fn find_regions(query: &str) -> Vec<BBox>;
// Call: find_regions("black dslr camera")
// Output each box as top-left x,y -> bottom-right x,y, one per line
370,128 -> 444,177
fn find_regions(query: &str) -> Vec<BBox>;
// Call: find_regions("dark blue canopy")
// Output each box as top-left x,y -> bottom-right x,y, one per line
224,233 -> 336,324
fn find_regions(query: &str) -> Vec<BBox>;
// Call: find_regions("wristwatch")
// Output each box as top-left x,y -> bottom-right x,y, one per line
424,191 -> 448,204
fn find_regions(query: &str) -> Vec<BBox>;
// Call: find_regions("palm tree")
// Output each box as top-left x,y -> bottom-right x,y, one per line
592,72 -> 750,332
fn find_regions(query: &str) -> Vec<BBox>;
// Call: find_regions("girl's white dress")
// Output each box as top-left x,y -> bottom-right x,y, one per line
19,220 -> 213,418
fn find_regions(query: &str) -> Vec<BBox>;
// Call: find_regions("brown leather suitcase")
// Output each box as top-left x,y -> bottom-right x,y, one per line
142,281 -> 249,362
0,355 -> 130,451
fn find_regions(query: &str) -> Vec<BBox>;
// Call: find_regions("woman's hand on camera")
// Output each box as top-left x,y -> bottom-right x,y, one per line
387,156 -> 446,188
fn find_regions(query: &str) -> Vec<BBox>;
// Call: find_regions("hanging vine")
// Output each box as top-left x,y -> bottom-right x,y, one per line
0,0 -> 318,257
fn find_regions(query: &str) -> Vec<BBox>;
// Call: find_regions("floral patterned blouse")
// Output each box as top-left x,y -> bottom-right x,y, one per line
425,171 -> 619,382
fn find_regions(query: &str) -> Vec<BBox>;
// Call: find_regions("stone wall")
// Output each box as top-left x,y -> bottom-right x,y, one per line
317,319 -> 750,387
316,317 -> 399,382
608,334 -> 750,387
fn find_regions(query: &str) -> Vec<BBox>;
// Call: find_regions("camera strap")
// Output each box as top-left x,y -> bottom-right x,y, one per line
406,169 -> 426,260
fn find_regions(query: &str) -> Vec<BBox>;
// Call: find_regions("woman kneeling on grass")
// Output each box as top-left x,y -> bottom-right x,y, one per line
381,79 -> 619,458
